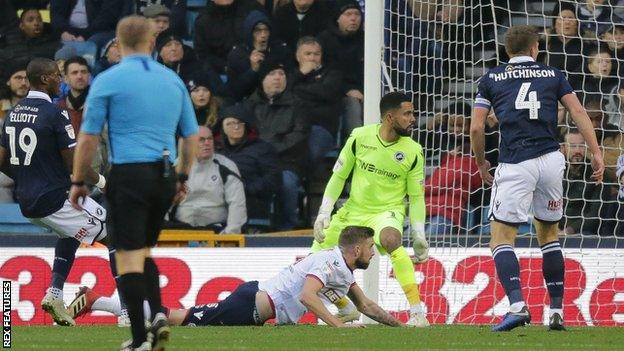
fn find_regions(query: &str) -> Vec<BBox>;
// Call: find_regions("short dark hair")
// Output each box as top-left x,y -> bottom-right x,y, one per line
296,36 -> 322,51
63,56 -> 90,74
379,92 -> 411,117
19,8 -> 40,22
26,57 -> 57,86
338,226 -> 374,249
504,25 -> 539,56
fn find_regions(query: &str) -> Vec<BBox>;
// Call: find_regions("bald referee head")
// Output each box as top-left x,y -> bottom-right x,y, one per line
116,15 -> 156,57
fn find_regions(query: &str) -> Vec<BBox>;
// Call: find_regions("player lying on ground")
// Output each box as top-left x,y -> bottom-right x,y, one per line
0,58 -> 126,327
311,92 -> 430,327
471,25 -> 604,332
69,226 -> 406,327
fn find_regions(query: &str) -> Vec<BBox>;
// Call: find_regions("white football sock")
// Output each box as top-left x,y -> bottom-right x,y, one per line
410,303 -> 424,315
92,296 -> 121,315
509,301 -> 526,313
46,287 -> 63,300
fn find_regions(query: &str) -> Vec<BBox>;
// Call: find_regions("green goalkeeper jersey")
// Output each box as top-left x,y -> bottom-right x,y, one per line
332,124 -> 425,215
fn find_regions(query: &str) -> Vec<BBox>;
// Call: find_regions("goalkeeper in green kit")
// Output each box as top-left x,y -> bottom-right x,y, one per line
311,92 -> 429,327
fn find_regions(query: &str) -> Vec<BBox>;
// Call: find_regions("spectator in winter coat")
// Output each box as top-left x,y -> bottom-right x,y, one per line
226,10 -> 292,100
317,0 -> 364,138
215,103 -> 281,221
290,36 -> 343,165
186,74 -> 225,128
92,37 -> 121,76
0,8 -> 60,63
273,0 -> 330,49
194,0 -> 263,74
244,60 -> 309,229
174,126 -> 247,234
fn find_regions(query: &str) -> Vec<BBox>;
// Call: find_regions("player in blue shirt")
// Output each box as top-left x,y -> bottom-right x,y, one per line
0,58 -> 110,326
69,16 -> 199,351
471,26 -> 604,332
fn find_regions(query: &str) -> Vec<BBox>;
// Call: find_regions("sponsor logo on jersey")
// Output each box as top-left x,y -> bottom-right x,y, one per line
358,160 -> 400,180
360,144 -> 377,151
394,151 -> 405,162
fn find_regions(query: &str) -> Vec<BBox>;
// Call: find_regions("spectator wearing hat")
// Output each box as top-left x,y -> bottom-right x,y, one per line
51,0 -> 123,56
194,0 -> 263,74
143,3 -> 171,35
227,10 -> 292,101
244,60 -> 309,229
273,0 -> 331,49
187,75 -> 225,128
0,60 -> 29,122
215,103 -> 281,222
123,0 -> 187,37
317,0 -> 364,139
0,8 -> 60,63
156,31 -> 203,81
290,36 -> 343,165
93,37 -> 121,76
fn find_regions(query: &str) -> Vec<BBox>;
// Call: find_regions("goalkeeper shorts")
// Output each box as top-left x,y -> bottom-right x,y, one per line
311,207 -> 404,255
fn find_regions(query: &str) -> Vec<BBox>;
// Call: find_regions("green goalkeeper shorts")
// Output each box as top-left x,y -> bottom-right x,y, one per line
310,206 -> 404,255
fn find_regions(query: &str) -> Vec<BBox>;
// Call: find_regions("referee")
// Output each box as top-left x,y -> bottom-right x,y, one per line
69,16 -> 198,351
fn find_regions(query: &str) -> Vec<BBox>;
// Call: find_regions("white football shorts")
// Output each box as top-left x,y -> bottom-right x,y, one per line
30,197 -> 107,244
488,150 -> 565,224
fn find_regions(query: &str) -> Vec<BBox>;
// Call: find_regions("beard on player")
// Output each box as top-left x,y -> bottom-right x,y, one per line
355,256 -> 371,269
392,119 -> 414,137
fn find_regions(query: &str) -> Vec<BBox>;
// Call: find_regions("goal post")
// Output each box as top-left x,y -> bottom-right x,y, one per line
361,0 -> 624,326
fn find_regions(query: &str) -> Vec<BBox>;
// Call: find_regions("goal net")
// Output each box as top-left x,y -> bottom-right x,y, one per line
364,0 -> 624,326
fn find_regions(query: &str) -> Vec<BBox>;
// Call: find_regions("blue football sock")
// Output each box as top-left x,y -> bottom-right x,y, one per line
51,238 -> 80,290
541,241 -> 564,309
492,244 -> 524,306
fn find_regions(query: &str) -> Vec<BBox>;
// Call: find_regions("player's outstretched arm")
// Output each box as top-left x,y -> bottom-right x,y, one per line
561,93 -> 605,182
299,276 -> 363,327
470,107 -> 493,185
348,283 -> 404,327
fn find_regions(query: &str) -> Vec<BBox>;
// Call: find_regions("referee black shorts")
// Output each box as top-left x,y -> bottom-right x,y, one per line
106,162 -> 176,250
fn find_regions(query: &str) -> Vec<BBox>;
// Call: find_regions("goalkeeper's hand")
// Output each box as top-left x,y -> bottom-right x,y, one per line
411,228 -> 429,264
313,212 -> 331,243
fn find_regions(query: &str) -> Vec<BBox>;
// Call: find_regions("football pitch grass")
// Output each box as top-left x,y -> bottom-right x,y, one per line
10,325 -> 624,351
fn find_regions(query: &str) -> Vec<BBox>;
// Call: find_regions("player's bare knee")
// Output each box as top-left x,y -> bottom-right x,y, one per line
380,227 -> 402,253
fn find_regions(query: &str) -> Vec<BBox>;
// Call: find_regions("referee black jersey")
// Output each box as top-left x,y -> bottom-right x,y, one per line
0,90 -> 76,218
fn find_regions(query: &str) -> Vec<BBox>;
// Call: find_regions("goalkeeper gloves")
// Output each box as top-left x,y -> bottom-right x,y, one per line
313,211 -> 331,243
411,223 -> 429,263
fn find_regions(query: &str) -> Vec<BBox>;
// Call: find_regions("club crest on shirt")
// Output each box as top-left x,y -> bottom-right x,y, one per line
394,151 -> 405,162
505,65 -> 514,71
65,125 -> 75,140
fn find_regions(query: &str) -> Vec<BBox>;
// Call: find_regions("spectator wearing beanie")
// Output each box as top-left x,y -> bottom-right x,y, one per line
186,75 -> 225,128
226,10 -> 292,101
244,60 -> 309,229
273,0 -> 331,50
194,0 -> 263,74
156,31 -> 201,81
214,103 -> 281,222
93,37 -> 121,76
317,0 -> 364,139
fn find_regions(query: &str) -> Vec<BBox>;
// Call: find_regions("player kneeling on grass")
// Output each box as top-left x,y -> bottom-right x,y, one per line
69,226 -> 406,327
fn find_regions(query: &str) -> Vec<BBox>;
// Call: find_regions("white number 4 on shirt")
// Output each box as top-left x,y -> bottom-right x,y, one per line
515,82 -> 541,120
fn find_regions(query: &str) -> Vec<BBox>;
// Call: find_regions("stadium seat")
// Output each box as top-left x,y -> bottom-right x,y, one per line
158,229 -> 245,247
0,203 -> 50,233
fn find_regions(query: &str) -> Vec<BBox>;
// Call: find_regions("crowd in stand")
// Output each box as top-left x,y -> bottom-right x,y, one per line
1,0 -> 623,237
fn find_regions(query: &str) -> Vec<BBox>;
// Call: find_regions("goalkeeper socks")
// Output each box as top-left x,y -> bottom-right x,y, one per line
118,273 -> 147,347
144,257 -> 162,321
541,241 -> 564,310
390,247 -> 421,306
492,244 -> 525,308
51,238 -> 80,290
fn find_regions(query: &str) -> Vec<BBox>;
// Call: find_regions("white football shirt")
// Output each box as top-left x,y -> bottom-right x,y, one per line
258,247 -> 356,324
